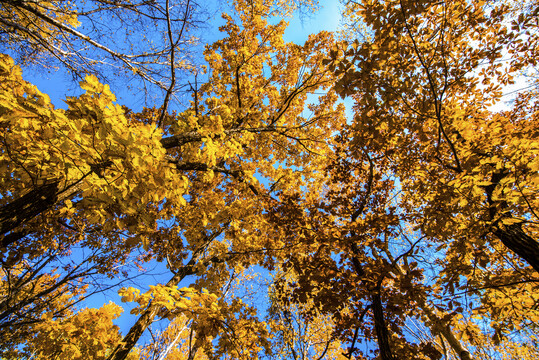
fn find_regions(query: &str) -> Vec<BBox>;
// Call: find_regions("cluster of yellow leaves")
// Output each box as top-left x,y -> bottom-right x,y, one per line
118,286 -> 219,320
232,0 -> 319,18
451,315 -> 539,360
28,302 -> 125,360
329,0 -> 539,262
0,54 -> 189,235
0,259 -> 95,356
153,0 -> 345,270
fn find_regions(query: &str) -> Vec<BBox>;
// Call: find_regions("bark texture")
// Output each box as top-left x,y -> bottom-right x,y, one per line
494,225 -> 539,273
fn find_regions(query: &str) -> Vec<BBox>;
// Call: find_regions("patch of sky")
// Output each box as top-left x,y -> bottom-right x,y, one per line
281,0 -> 342,45
281,0 -> 355,123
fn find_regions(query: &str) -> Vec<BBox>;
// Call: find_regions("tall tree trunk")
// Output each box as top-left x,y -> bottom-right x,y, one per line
391,261 -> 472,360
372,289 -> 394,360
107,305 -> 161,360
420,303 -> 473,360
350,249 -> 394,360
1,179 -> 85,248
106,228 -> 229,360
485,171 -> 539,273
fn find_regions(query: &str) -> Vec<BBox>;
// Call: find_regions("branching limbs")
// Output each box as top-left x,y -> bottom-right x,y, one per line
1,0 -> 200,95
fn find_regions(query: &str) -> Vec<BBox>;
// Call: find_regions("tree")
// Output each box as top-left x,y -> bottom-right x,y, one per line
333,0 -> 539,273
3,0 -> 539,358
1,0 -> 339,358
264,0 -> 539,359
106,0 -> 338,357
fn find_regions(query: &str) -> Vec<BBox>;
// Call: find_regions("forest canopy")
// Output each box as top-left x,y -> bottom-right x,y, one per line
1,0 -> 539,359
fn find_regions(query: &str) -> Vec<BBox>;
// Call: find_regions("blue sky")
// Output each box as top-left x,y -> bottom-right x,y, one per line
283,0 -> 342,43
21,0 -> 343,111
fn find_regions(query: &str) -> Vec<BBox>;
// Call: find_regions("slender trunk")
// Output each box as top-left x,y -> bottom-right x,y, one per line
107,259 -> 198,360
388,260 -> 472,360
187,327 -> 199,360
107,305 -> 161,360
420,303 -> 472,360
350,249 -> 394,360
372,289 -> 394,360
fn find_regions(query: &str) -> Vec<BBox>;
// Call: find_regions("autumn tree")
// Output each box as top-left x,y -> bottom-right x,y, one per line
254,1 -> 539,359
265,0 -> 539,360
334,0 -> 539,272
106,0 -> 340,357
0,0 -> 345,358
4,0 -> 539,359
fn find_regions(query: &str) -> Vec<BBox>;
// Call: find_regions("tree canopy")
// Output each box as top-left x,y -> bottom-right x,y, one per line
1,0 -> 539,359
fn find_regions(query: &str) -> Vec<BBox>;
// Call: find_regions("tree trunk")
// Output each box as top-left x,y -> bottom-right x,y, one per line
1,176 -> 86,248
107,258 -> 198,360
493,224 -> 539,273
484,171 -> 539,273
372,290 -> 394,360
107,305 -> 161,360
420,303 -> 473,360
0,182 -> 59,243
349,250 -> 394,360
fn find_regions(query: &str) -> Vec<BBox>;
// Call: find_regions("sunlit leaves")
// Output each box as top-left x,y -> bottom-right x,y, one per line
322,0 -> 539,358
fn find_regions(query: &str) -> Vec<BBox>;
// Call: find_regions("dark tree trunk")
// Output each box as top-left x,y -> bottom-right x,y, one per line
350,249 -> 394,360
0,182 -> 59,245
106,305 -> 159,360
494,224 -> 539,273
484,171 -> 539,273
372,290 -> 394,360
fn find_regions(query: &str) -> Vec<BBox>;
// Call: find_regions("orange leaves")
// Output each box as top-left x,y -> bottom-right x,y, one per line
287,0 -> 539,358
